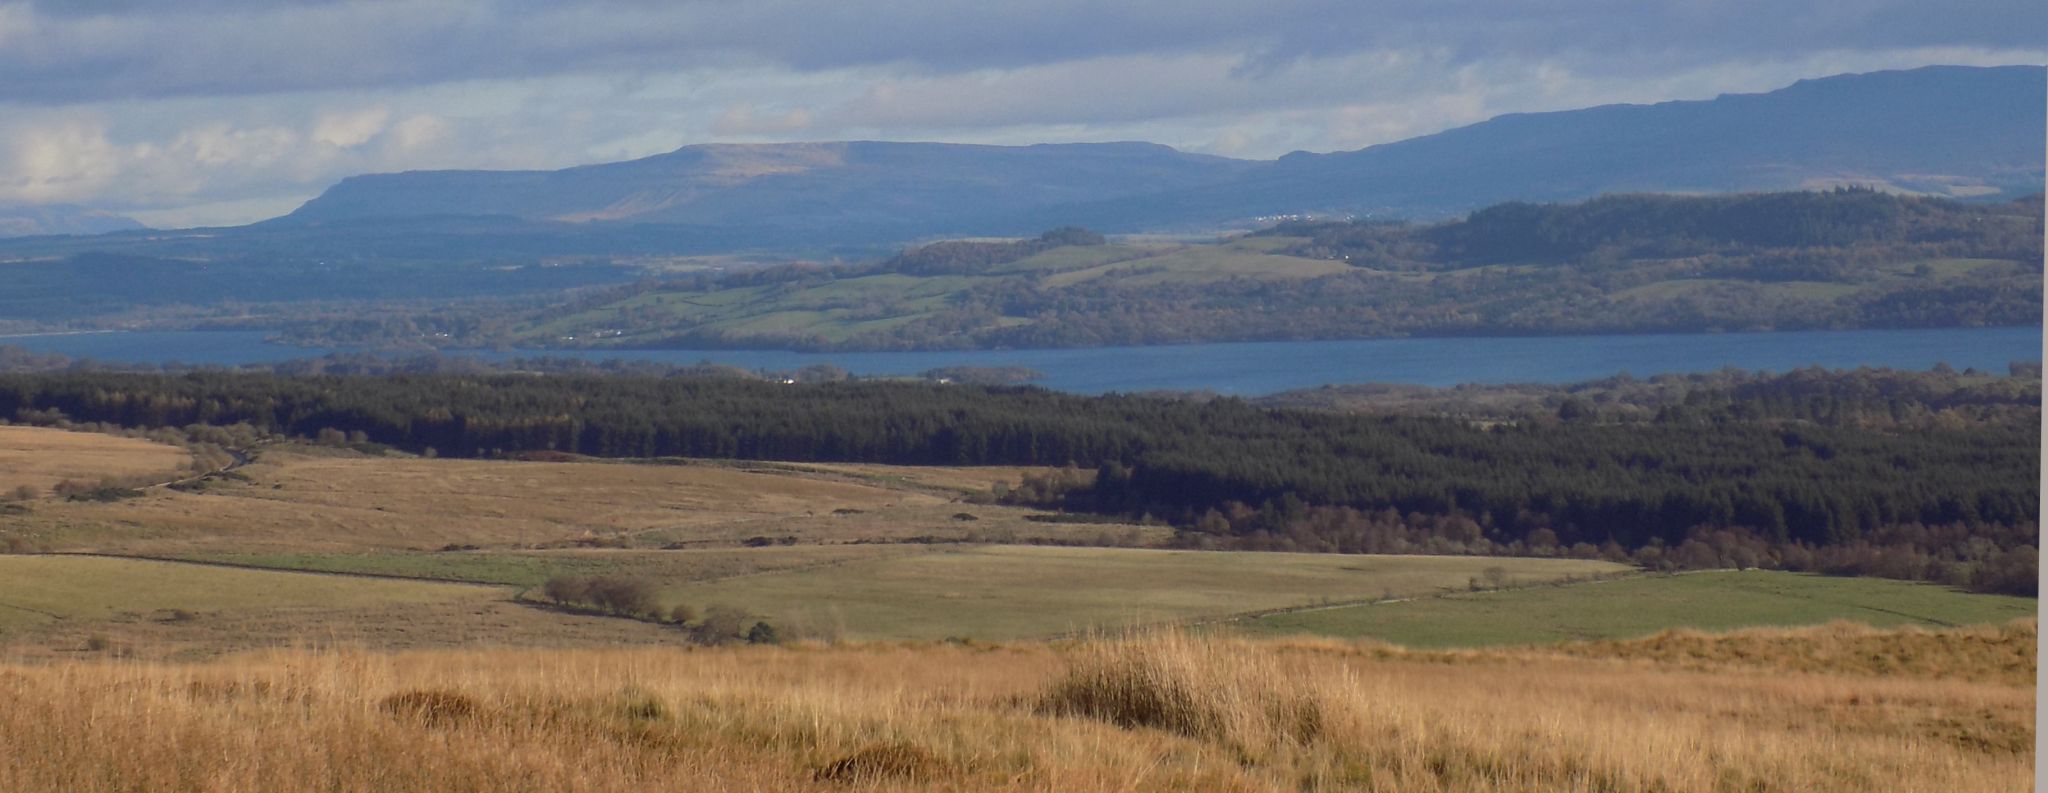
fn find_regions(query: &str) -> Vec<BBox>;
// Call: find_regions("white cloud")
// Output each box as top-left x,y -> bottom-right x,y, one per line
0,117 -> 128,203
311,107 -> 391,149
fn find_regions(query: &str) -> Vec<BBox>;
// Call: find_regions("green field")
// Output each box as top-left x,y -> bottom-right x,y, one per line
178,546 -> 931,589
1236,570 -> 2037,647
651,546 -> 1625,641
0,556 -> 496,632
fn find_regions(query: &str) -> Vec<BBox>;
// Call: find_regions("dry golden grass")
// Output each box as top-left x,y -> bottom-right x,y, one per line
5,448 -> 1158,554
0,622 -> 2029,792
0,425 -> 192,496
1549,619 -> 2038,686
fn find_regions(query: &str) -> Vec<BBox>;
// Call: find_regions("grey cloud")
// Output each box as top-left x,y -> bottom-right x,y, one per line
1,0 -> 2041,103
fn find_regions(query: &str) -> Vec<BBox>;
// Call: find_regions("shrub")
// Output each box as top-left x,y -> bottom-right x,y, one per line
541,575 -> 659,619
541,576 -> 592,606
668,603 -> 698,625
691,605 -> 750,646
745,621 -> 781,645
7,484 -> 36,501
585,577 -> 658,618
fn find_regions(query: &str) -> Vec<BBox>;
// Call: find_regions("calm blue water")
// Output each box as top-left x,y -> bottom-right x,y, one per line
2,327 -> 2039,396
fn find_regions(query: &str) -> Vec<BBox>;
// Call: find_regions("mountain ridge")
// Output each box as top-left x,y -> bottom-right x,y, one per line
277,64 -> 2044,240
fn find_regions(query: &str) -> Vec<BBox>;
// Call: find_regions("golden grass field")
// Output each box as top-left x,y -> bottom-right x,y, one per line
0,622 -> 2030,792
0,425 -> 192,496
3,445 -> 1156,554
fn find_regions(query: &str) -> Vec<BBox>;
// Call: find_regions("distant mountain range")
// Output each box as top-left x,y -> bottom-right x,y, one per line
273,64 -> 2043,244
0,204 -> 146,238
1061,64 -> 2047,227
0,64 -> 2039,262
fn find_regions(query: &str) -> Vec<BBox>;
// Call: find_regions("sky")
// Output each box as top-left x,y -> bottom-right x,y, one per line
0,1 -> 2041,228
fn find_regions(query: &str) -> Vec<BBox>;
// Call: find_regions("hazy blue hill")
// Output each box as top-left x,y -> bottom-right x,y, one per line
285,141 -> 1255,239
0,204 -> 146,238
1192,65 -> 2045,220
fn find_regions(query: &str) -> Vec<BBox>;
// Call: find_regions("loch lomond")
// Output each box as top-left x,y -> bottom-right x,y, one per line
3,326 -> 2039,396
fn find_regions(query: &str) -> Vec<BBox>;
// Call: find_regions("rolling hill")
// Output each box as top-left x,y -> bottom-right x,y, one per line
272,189 -> 2040,351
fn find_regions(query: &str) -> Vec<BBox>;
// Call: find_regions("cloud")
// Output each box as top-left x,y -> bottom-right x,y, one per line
0,1 -> 2040,224
0,0 -> 2039,104
0,117 -> 127,203
312,107 -> 391,149
710,104 -> 816,137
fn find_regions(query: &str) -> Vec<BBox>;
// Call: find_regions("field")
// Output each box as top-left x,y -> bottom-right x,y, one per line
2,447 -> 1143,554
178,545 -> 931,588
0,622 -> 2030,792
653,547 -> 1623,640
0,555 -> 505,659
1238,570 -> 2039,647
0,425 -> 192,496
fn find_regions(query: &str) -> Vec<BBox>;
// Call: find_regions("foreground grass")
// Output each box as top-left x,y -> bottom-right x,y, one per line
1238,570 -> 2037,647
0,622 -> 2029,792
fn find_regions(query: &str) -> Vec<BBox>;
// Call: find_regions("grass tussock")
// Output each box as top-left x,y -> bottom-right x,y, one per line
379,689 -> 480,726
0,622 -> 2032,792
814,742 -> 946,784
1038,631 -> 1324,756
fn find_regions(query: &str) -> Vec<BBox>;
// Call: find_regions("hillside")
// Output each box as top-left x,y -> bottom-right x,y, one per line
1084,64 -> 2047,225
280,66 -> 2043,240
279,190 -> 2041,351
282,141 -> 1254,243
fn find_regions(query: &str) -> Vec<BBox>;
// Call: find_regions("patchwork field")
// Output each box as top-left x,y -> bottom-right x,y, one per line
0,622 -> 2030,792
0,425 -> 192,496
1238,569 -> 2039,647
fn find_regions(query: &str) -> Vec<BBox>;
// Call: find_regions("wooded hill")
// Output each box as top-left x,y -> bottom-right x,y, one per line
280,189 -> 2042,351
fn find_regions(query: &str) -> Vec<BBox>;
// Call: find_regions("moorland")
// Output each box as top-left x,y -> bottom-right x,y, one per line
0,359 -> 2034,791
